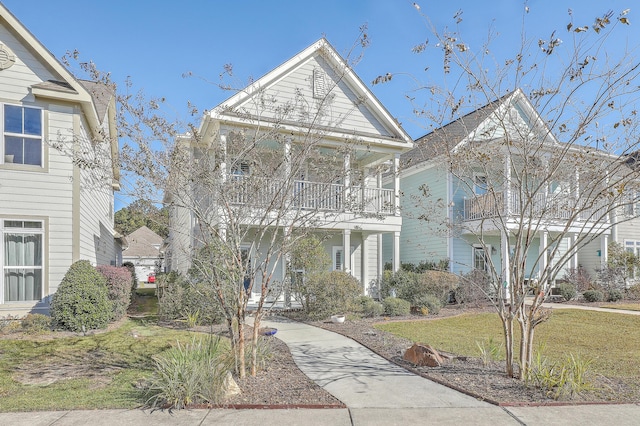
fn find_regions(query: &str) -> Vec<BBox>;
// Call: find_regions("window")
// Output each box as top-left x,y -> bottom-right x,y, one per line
473,246 -> 488,271
332,247 -> 344,271
2,220 -> 44,302
3,105 -> 43,166
625,241 -> 640,278
240,246 -> 252,291
474,174 -> 488,195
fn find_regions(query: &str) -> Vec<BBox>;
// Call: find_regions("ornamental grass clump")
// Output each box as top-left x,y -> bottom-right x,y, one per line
146,336 -> 231,409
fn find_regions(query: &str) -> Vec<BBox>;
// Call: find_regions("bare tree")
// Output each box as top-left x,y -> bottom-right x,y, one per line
381,4 -> 640,379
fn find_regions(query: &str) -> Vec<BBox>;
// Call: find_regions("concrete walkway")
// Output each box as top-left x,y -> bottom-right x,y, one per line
1,311 -> 640,425
538,301 -> 640,315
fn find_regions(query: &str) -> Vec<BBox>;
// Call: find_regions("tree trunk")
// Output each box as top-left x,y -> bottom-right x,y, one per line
500,312 -> 515,377
237,312 -> 246,379
251,314 -> 261,376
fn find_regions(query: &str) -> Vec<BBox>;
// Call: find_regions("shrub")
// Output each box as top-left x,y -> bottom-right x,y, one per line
381,270 -> 458,308
557,282 -> 577,302
303,271 -> 362,320
20,314 -> 51,334
158,275 -> 224,325
582,289 -> 604,303
455,270 -> 492,305
97,265 -> 133,321
413,293 -> 443,315
627,284 -> 640,300
50,260 -> 112,332
354,296 -> 384,318
147,336 -> 231,409
607,289 -> 623,302
122,261 -> 138,291
383,297 -> 411,316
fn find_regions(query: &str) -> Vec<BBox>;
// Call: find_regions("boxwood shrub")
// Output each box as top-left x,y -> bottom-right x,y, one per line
51,260 -> 112,332
383,297 -> 410,316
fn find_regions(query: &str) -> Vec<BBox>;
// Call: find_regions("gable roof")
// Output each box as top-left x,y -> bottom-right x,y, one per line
203,38 -> 412,148
123,226 -> 164,258
0,3 -> 119,186
401,89 -> 558,171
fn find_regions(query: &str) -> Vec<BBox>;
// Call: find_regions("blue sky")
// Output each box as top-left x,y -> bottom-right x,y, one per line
3,0 -> 638,209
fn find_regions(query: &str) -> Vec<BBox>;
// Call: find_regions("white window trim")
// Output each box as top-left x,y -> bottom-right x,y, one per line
0,103 -> 44,167
472,244 -> 489,272
1,219 -> 45,304
332,245 -> 355,272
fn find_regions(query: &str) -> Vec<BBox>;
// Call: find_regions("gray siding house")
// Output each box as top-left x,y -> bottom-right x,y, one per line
0,4 -> 121,316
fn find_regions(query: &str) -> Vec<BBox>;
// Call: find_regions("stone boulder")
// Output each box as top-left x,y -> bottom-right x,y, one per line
403,343 -> 445,367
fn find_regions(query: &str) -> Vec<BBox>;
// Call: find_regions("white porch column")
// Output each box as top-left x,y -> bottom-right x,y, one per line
504,153 -> 512,215
344,152 -> 351,212
361,233 -> 369,294
393,153 -> 400,216
501,230 -> 510,299
284,137 -> 292,179
393,231 -> 401,272
343,229 -> 352,274
377,233 -> 383,284
219,134 -> 227,182
539,230 -> 548,290
601,234 -> 609,268
571,233 -> 579,270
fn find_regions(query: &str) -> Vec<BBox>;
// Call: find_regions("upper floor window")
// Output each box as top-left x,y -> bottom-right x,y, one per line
3,105 -> 43,166
474,174 -> 488,195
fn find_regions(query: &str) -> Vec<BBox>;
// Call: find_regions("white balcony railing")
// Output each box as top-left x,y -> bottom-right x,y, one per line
227,176 -> 395,215
464,191 -> 610,223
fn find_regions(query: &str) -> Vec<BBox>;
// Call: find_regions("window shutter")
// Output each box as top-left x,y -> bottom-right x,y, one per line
313,69 -> 326,99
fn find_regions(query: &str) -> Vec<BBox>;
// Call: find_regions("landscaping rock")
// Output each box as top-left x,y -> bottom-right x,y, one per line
403,343 -> 445,367
223,371 -> 241,398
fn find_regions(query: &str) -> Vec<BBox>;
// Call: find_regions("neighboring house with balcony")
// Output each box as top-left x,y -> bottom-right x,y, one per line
165,38 -> 413,301
0,4 -> 121,316
391,89 -> 640,288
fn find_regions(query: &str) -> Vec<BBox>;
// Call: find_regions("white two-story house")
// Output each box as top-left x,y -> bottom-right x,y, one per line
165,38 -> 413,300
0,4 -> 121,316
392,89 -> 640,288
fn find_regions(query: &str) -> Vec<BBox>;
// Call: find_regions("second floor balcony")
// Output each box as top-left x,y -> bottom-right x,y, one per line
463,190 -> 610,223
228,176 -> 396,216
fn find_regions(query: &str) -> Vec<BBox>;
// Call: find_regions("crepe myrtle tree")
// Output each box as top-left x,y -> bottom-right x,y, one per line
376,4 -> 640,379
73,29 -> 383,378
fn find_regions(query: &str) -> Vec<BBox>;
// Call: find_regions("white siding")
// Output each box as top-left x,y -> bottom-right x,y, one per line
77,114 -> 118,266
235,55 -> 393,137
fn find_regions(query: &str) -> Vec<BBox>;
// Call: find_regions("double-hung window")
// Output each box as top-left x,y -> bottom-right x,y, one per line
3,105 -> 43,166
473,245 -> 488,271
2,220 -> 44,303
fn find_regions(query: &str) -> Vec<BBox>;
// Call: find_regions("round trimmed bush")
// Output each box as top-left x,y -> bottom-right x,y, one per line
383,297 -> 410,316
51,260 -> 112,332
354,296 -> 384,318
557,282 -> 577,302
607,289 -> 623,302
413,293 -> 443,315
582,289 -> 604,303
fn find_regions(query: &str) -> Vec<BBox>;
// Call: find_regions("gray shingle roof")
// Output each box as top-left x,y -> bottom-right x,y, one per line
401,92 -> 512,170
79,79 -> 114,124
122,226 -> 164,258
31,79 -> 77,94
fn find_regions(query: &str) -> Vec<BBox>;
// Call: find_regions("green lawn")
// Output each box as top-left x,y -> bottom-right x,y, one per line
375,309 -> 640,378
600,303 -> 640,312
0,288 -> 214,412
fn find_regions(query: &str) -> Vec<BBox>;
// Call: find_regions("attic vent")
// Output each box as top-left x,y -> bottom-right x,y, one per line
313,68 -> 327,99
0,44 -> 16,70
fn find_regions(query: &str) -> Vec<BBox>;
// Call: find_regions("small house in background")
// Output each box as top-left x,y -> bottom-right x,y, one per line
122,226 -> 164,286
